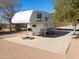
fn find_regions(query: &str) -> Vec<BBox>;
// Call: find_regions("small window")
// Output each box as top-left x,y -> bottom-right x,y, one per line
28,28 -> 32,31
45,17 -> 48,21
32,25 -> 36,27
37,13 -> 42,18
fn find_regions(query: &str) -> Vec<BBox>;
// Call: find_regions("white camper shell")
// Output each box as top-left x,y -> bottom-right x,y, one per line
12,10 -> 54,35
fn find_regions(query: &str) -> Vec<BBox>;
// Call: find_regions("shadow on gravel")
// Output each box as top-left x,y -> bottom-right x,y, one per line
72,35 -> 79,39
0,29 -> 71,38
0,31 -> 22,36
40,29 -> 71,38
46,31 -> 70,38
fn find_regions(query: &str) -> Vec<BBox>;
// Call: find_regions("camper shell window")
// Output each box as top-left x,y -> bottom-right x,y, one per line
45,17 -> 48,21
32,25 -> 36,27
37,13 -> 42,19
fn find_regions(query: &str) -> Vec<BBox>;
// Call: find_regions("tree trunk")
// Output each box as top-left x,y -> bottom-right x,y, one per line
9,23 -> 12,32
73,23 -> 76,35
9,19 -> 12,32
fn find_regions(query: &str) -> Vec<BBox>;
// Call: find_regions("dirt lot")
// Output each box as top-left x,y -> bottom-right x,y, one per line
0,40 -> 66,59
0,29 -> 79,59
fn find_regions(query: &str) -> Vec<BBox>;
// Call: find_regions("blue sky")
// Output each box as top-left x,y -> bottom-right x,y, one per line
20,0 -> 55,13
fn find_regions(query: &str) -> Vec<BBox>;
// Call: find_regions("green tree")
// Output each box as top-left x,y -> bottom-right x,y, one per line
54,0 -> 79,34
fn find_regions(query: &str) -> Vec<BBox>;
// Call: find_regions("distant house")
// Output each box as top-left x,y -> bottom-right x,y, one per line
12,10 -> 55,35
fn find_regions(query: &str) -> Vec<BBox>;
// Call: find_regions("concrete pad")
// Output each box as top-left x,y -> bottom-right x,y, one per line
0,40 -> 67,59
3,32 -> 72,55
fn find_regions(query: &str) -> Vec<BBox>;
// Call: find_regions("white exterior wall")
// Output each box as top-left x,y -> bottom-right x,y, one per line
30,23 -> 43,34
30,10 -> 53,33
